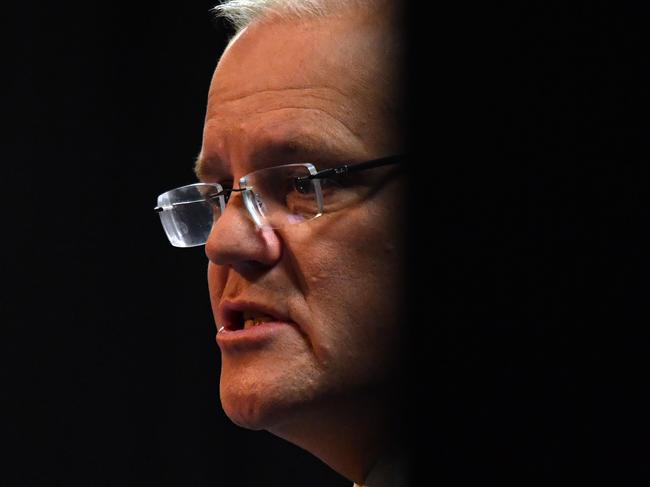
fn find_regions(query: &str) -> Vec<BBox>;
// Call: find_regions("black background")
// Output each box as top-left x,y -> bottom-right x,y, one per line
4,2 -> 350,486
4,1 -> 650,485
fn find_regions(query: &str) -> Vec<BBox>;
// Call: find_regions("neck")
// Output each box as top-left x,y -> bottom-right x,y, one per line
355,445 -> 410,487
267,391 -> 406,484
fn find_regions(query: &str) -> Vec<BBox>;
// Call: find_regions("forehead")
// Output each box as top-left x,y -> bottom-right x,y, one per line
210,11 -> 385,108
198,10 -> 399,177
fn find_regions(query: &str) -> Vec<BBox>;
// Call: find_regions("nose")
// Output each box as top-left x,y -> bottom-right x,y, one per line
205,191 -> 282,272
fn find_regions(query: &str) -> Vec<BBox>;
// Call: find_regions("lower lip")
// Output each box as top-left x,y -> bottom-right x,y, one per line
216,321 -> 293,350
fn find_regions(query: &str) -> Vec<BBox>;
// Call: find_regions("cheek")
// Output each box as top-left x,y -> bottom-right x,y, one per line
207,262 -> 217,297
219,341 -> 323,429
304,264 -> 403,388
289,205 -> 405,379
207,262 -> 228,312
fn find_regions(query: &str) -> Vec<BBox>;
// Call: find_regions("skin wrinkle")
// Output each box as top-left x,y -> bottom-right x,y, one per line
210,89 -> 362,137
240,106 -> 362,143
280,239 -> 339,363
212,85 -> 353,109
219,213 -> 352,367
195,123 -> 367,184
207,74 -> 360,107
195,19 -> 398,185
218,282 -> 326,369
215,232 -> 328,367
204,6 -> 406,483
264,186 -> 398,367
218,107 -> 363,159
195,85 -> 367,181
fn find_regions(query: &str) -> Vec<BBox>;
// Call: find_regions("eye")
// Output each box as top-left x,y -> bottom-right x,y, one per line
291,175 -> 343,195
293,176 -> 315,195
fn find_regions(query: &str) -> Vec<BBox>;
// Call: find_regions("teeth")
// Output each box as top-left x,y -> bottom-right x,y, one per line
243,314 -> 274,330
243,310 -> 274,320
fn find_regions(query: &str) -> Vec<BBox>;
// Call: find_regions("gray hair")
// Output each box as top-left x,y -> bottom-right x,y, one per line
210,0 -> 368,33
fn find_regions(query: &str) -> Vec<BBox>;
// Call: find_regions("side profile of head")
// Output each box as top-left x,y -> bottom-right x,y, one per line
157,1 -> 409,485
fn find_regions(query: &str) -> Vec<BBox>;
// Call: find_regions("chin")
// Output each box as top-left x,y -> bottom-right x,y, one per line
219,370 -> 300,431
220,388 -> 275,430
218,357 -> 330,431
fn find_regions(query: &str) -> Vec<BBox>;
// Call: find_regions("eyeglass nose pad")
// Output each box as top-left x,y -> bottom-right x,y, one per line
207,192 -> 226,215
240,187 -> 266,229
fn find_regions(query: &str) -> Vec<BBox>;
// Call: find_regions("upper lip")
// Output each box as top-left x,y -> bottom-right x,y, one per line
218,299 -> 291,331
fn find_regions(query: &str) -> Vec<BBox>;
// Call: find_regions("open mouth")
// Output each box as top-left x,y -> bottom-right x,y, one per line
216,300 -> 304,349
241,310 -> 277,330
220,302 -> 287,332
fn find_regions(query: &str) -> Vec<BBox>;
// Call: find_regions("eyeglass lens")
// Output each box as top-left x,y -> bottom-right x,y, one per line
157,164 -> 323,247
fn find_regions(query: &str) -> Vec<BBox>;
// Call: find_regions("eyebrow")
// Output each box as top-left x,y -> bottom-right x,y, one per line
193,134 -> 364,183
193,154 -> 222,183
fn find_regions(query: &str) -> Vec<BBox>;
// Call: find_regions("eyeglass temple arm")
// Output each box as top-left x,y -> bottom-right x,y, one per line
302,154 -> 404,180
153,188 -> 243,213
154,156 -> 405,212
154,199 -> 204,213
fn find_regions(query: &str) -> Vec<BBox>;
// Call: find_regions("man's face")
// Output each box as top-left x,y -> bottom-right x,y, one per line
199,9 -> 405,431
